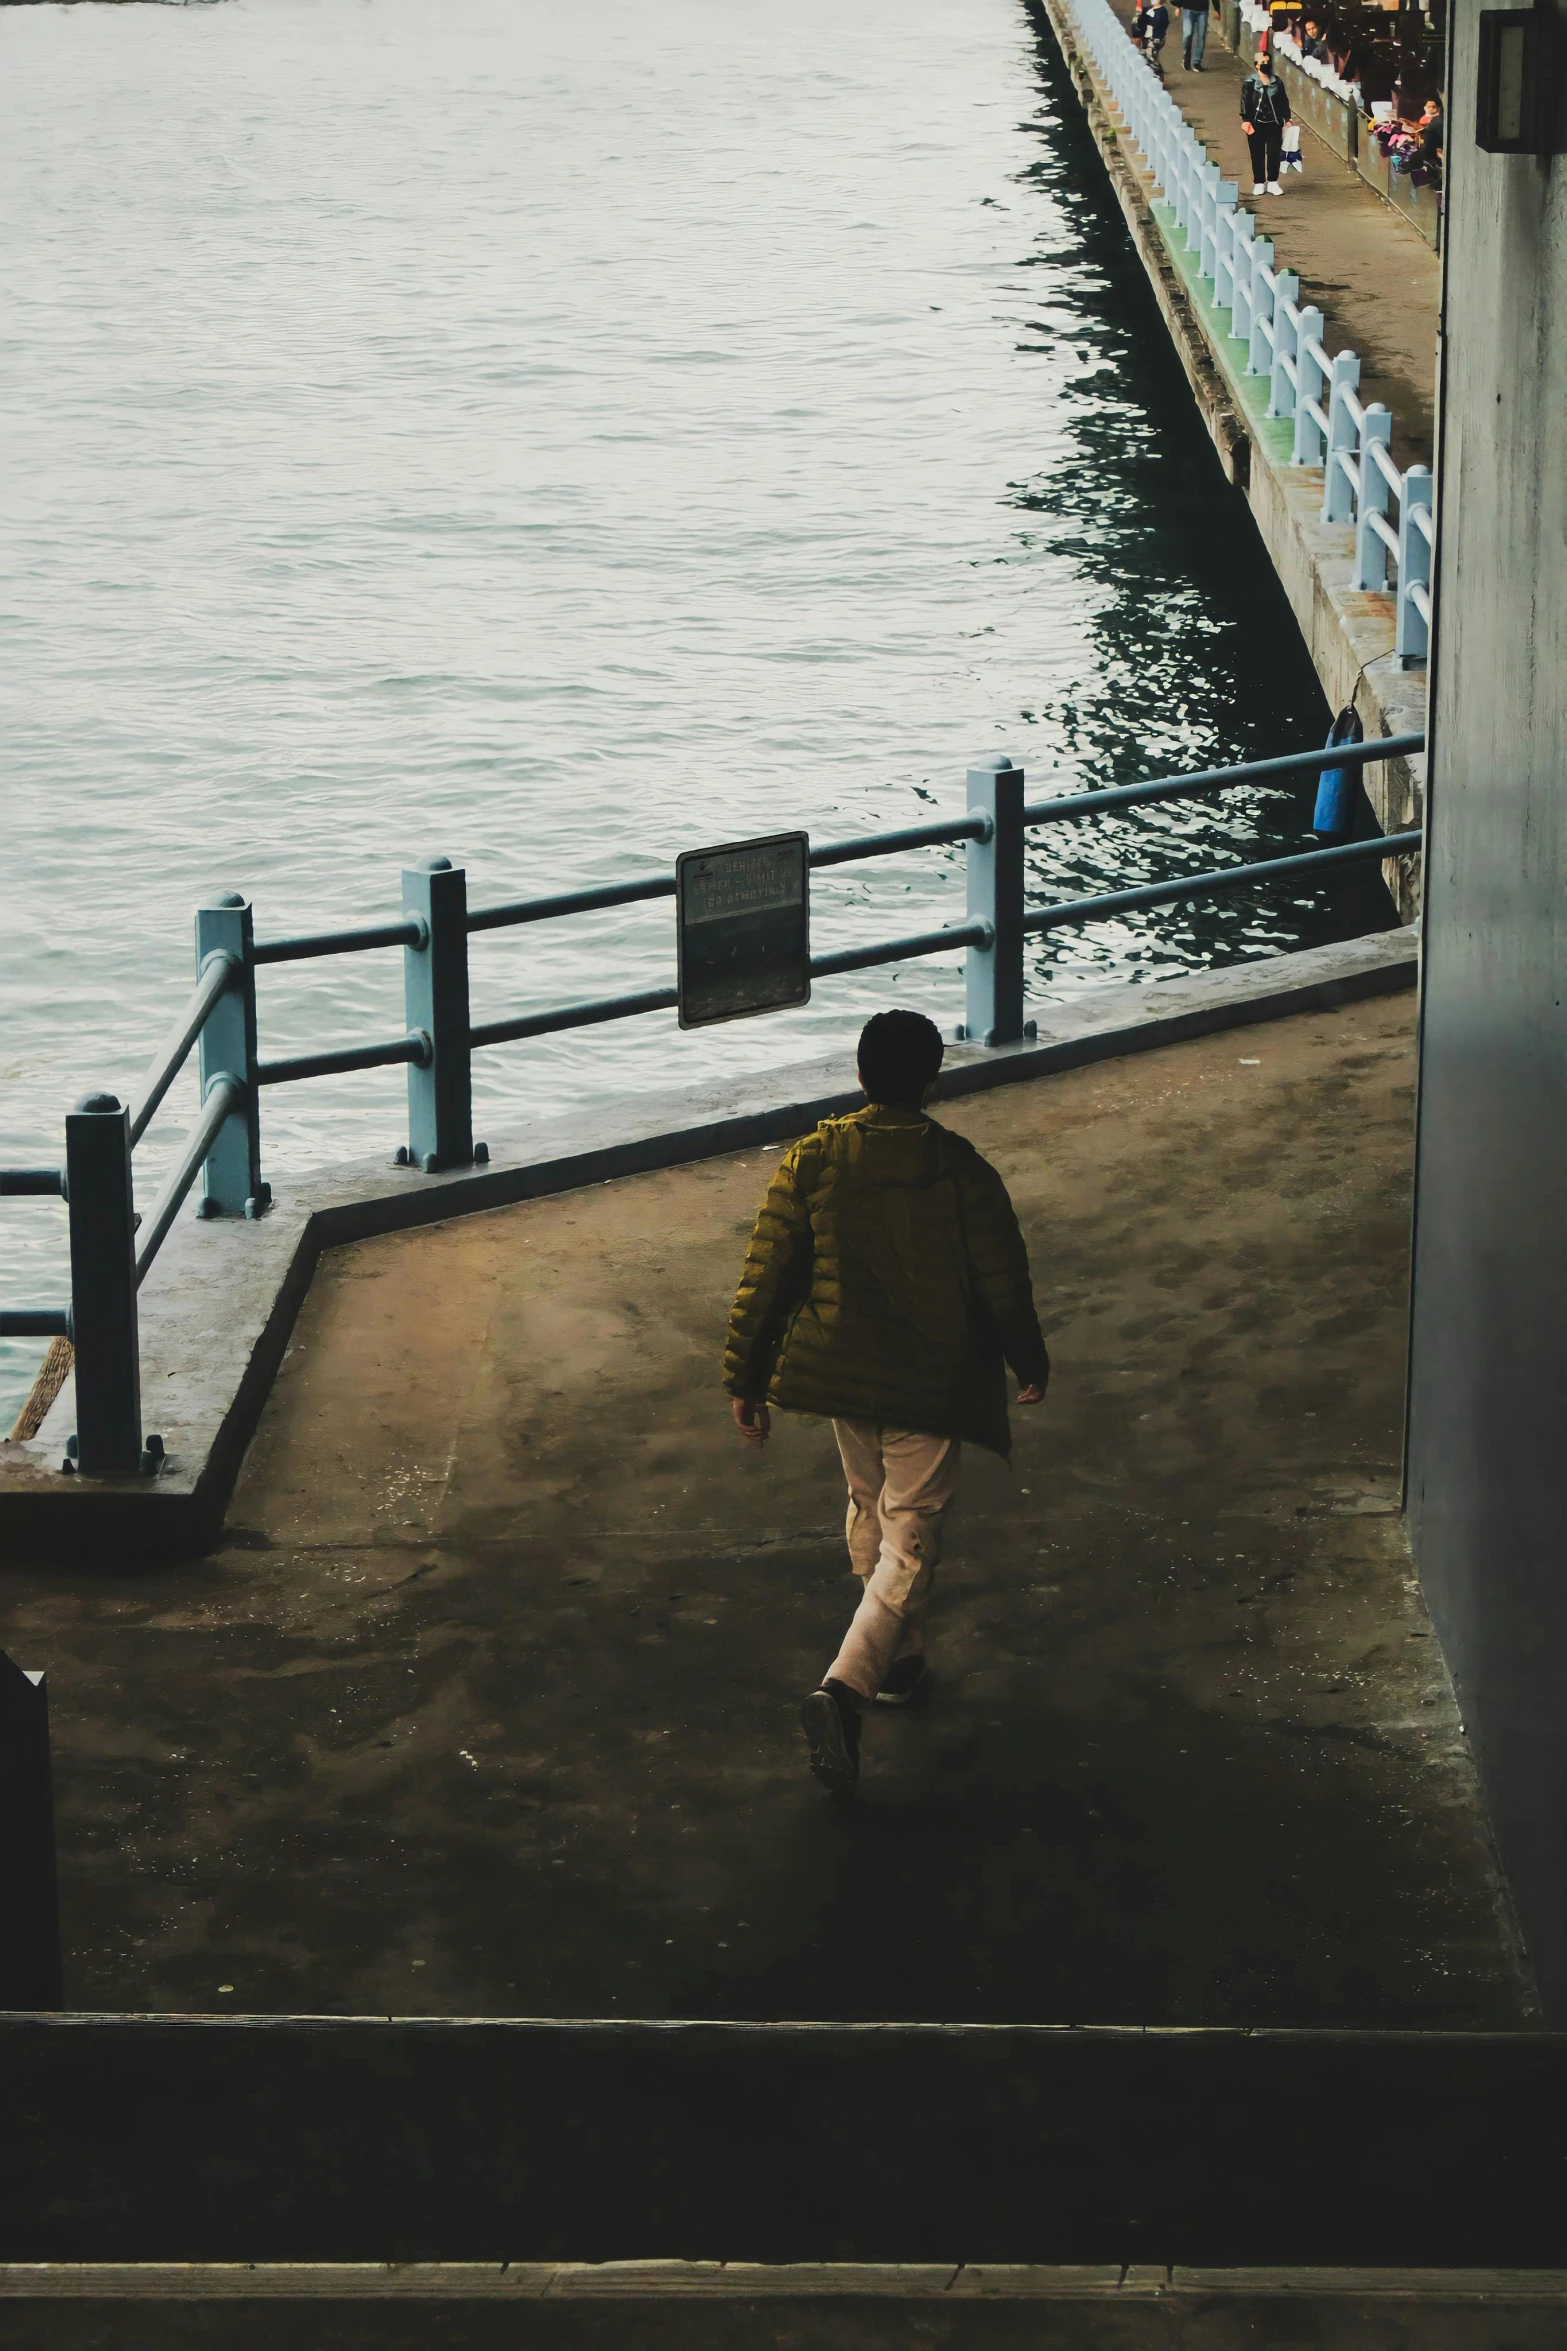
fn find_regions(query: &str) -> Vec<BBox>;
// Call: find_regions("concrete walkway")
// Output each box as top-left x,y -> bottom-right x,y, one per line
1103,1 -> 1440,468
0,995 -> 1535,2029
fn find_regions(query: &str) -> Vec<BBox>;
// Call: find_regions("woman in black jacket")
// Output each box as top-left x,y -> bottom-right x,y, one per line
1240,49 -> 1291,195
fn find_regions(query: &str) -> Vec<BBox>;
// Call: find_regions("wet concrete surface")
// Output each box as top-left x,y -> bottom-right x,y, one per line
6,2293 -> 1566,2351
1100,0 -> 1441,470
0,996 -> 1536,2026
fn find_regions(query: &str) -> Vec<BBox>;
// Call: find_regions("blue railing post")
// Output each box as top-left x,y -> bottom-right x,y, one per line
963,756 -> 1026,1047
64,1093 -> 141,1477
402,858 -> 473,1172
194,895 -> 265,1219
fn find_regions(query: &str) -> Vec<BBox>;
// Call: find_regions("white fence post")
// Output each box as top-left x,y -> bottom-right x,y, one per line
1246,241 -> 1276,375
1267,275 -> 1301,417
1355,406 -> 1395,588
1210,185 -> 1239,305
1321,353 -> 1362,523
1397,468 -> 1434,662
1291,309 -> 1328,463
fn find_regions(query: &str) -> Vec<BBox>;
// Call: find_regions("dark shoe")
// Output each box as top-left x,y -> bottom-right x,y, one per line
874,1655 -> 930,1708
802,1680 -> 861,1794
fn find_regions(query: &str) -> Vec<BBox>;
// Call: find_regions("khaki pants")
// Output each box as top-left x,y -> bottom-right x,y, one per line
824,1420 -> 963,1700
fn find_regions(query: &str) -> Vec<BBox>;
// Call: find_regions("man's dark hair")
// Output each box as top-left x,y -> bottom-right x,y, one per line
857,1010 -> 944,1106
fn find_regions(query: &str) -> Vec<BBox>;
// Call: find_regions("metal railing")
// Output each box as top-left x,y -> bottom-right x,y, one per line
0,736 -> 1421,1475
1065,0 -> 1435,664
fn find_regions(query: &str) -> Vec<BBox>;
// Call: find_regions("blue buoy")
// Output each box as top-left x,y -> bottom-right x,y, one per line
1313,706 -> 1364,840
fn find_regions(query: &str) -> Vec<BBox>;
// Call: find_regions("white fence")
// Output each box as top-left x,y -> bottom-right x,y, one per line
1063,0 -> 1433,665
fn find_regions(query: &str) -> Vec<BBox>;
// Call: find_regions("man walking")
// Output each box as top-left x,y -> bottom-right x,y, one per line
724,1010 -> 1049,1795
1181,3 -> 1207,70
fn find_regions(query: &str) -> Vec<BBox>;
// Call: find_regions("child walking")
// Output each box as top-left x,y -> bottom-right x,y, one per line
724,1010 -> 1049,1794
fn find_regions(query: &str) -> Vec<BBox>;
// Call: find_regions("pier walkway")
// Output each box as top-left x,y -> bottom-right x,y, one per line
0,992 -> 1534,2032
1098,0 -> 1440,468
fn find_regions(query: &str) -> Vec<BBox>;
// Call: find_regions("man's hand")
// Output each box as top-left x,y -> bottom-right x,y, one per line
1016,1381 -> 1046,1406
731,1397 -> 771,1445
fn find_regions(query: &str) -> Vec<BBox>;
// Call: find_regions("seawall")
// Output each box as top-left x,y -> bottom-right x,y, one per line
1035,0 -> 1426,917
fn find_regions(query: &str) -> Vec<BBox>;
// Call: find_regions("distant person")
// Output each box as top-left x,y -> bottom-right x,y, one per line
1416,92 -> 1444,182
1301,16 -> 1331,60
1241,48 -> 1292,196
1133,0 -> 1170,67
1181,2 -> 1207,69
724,1010 -> 1049,1796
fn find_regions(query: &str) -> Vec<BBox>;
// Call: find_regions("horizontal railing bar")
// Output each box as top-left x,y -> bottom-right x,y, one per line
0,1308 -> 71,1338
1336,452 -> 1361,492
0,1170 -> 64,1197
1343,387 -> 1367,432
1368,439 -> 1405,496
470,918 -> 995,1046
471,986 -> 679,1049
1022,831 -> 1423,935
128,952 -> 237,1148
1023,734 -> 1424,826
1303,337 -> 1330,372
1411,504 -> 1436,545
1410,582 -> 1433,622
808,815 -> 987,868
1368,512 -> 1400,557
467,876 -> 674,934
468,817 -> 991,935
1303,397 -> 1329,435
252,920 -> 424,967
256,1033 -> 430,1088
810,921 -> 990,979
134,1078 -> 242,1287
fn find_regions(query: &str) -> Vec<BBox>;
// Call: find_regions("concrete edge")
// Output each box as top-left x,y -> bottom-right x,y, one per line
0,931 -> 1416,1559
0,2261 -> 1561,2302
1036,0 -> 1427,906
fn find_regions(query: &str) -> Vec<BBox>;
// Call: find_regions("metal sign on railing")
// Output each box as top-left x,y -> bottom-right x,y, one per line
675,832 -> 811,1029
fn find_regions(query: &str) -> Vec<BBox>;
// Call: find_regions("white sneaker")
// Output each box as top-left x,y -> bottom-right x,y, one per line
1252,181 -> 1264,195
1266,180 -> 1283,194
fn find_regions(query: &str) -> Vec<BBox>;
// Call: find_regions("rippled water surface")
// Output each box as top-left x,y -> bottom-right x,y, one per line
0,0 -> 1390,1418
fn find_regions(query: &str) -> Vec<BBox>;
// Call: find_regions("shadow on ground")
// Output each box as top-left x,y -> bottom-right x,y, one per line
0,997 -> 1535,2026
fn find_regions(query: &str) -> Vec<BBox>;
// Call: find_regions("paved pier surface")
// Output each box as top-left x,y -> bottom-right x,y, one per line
0,996 -> 1534,2026
1099,0 -> 1440,468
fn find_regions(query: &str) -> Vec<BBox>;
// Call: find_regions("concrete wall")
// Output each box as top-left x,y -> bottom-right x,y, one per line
1406,0 -> 1567,2019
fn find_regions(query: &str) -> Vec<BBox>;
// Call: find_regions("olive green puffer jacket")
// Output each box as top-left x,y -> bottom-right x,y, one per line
723,1104 -> 1049,1457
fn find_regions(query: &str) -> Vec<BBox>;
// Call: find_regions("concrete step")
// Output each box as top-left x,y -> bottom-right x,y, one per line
3,2017 -> 1562,2268
2,2264 -> 1565,2348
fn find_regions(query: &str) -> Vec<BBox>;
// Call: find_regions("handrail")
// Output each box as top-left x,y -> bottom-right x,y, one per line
467,876 -> 674,935
465,812 -> 990,935
134,1078 -> 244,1286
0,1308 -> 71,1338
470,986 -> 679,1050
128,951 -> 237,1148
256,1032 -> 431,1088
253,919 -> 425,966
1023,830 -> 1422,933
811,922 -> 989,979
0,1171 -> 64,1198
1022,732 -> 1424,826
